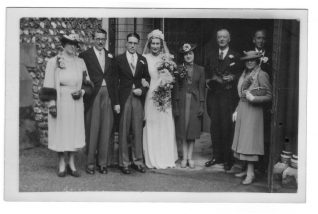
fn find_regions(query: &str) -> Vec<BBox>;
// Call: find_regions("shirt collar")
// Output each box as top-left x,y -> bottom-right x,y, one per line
255,47 -> 265,54
219,46 -> 229,56
94,46 -> 104,55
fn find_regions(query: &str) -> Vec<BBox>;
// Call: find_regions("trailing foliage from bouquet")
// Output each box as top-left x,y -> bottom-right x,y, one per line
152,53 -> 177,112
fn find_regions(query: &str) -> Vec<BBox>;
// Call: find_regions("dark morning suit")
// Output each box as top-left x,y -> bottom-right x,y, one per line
205,48 -> 242,165
79,48 -> 116,168
113,53 -> 150,168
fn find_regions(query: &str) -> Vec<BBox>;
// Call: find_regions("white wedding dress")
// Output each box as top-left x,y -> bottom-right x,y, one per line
143,53 -> 178,169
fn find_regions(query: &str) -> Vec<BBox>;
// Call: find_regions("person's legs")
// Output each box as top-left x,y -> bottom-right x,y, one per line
97,87 -> 114,168
58,152 -> 66,172
118,96 -> 132,168
242,162 -> 255,185
187,140 -> 195,168
220,92 -> 235,169
87,91 -> 101,169
207,93 -> 223,165
181,140 -> 188,168
131,96 -> 145,168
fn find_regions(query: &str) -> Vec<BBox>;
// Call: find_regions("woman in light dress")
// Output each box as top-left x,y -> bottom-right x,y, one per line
41,34 -> 92,177
142,29 -> 178,169
231,50 -> 272,185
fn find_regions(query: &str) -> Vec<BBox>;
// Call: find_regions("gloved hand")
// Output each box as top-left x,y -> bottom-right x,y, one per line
246,91 -> 256,102
49,105 -> 57,118
232,111 -> 237,122
71,90 -> 82,100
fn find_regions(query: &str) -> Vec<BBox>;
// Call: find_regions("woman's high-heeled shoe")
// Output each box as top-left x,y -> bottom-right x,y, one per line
180,159 -> 187,168
57,168 -> 67,177
67,165 -> 80,177
234,171 -> 247,178
188,160 -> 195,169
241,174 -> 255,185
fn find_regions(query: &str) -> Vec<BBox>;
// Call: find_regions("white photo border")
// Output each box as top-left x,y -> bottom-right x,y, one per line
5,7 -> 307,202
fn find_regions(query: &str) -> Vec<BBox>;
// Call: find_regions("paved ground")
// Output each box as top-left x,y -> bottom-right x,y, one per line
19,133 -> 296,193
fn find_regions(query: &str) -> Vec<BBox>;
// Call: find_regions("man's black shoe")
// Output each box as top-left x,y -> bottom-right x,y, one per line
205,158 -> 221,167
97,165 -> 108,174
131,164 -> 146,173
121,167 -> 131,174
224,162 -> 233,171
86,167 -> 95,175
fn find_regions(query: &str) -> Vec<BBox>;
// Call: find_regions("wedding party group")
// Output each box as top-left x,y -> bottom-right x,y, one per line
39,27 -> 272,185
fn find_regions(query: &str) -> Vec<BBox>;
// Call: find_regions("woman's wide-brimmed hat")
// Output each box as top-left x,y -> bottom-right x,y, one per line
240,50 -> 262,61
60,34 -> 80,47
179,43 -> 197,54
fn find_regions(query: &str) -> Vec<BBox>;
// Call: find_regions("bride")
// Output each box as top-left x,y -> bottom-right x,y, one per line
142,29 -> 178,169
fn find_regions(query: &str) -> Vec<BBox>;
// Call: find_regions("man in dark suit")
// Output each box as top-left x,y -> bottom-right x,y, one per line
205,29 -> 242,171
79,28 -> 115,175
113,33 -> 150,174
253,29 -> 271,78
252,29 -> 272,174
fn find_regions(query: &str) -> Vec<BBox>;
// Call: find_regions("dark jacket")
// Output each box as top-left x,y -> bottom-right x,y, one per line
79,48 -> 116,112
112,53 -> 150,108
174,63 -> 205,140
205,48 -> 242,93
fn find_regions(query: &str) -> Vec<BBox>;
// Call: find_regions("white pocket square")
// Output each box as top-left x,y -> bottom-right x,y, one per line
230,62 -> 235,67
108,53 -> 113,58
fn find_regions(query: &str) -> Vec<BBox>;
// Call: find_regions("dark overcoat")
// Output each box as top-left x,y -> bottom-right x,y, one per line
174,64 -> 205,141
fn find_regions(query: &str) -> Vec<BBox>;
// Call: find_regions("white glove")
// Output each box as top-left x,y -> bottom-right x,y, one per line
141,78 -> 149,88
114,105 -> 120,114
232,111 -> 237,122
246,91 -> 256,102
133,89 -> 142,96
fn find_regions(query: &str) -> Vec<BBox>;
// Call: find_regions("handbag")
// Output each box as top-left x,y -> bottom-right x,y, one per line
39,87 -> 57,102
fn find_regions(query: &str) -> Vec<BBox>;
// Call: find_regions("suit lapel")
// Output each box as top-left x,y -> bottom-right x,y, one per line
89,48 -> 103,74
122,54 -> 134,77
103,48 -> 111,74
134,54 -> 143,77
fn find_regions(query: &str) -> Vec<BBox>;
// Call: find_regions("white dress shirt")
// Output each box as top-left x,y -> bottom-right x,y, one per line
126,51 -> 137,76
219,46 -> 229,60
93,47 -> 106,86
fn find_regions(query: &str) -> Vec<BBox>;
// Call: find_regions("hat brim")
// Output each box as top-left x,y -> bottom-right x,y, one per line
60,37 -> 80,47
240,55 -> 262,61
179,44 -> 197,54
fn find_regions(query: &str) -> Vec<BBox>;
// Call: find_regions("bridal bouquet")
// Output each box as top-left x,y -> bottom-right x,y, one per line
152,53 -> 177,112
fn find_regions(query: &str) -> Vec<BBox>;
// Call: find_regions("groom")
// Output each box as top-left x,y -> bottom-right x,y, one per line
113,32 -> 150,174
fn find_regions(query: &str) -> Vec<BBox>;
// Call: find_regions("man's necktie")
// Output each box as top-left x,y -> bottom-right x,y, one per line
98,51 -> 104,72
219,51 -> 224,60
130,54 -> 136,75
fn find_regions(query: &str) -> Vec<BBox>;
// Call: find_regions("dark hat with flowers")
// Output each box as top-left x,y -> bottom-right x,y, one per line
179,43 -> 197,54
60,33 -> 80,47
240,50 -> 262,61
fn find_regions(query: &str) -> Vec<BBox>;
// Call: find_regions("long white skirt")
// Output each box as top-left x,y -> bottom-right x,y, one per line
143,88 -> 178,169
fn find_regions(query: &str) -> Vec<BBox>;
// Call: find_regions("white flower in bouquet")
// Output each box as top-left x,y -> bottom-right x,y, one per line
159,69 -> 174,86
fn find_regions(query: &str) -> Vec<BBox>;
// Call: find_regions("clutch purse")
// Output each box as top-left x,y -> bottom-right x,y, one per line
249,87 -> 267,96
39,87 -> 57,102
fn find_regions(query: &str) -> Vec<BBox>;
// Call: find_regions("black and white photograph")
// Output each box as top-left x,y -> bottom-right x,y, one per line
4,7 -> 307,202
